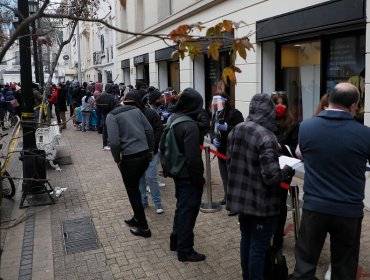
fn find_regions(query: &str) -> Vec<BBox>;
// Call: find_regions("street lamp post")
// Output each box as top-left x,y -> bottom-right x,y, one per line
18,0 -> 37,193
29,0 -> 40,84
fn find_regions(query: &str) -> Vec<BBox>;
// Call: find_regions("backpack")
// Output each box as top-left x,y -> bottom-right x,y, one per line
159,115 -> 194,177
264,246 -> 288,280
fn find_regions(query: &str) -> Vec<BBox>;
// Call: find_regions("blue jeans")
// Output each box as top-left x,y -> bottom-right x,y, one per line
139,153 -> 162,209
81,111 -> 90,131
239,214 -> 278,280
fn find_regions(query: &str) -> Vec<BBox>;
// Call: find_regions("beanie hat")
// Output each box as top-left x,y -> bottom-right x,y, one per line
148,90 -> 161,104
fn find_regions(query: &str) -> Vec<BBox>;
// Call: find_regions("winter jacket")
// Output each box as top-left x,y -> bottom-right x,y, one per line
105,104 -> 154,163
81,95 -> 94,112
273,121 -> 299,158
48,89 -> 58,104
210,107 -> 244,155
57,86 -> 67,111
299,110 -> 370,218
226,93 -> 291,216
171,88 -> 205,187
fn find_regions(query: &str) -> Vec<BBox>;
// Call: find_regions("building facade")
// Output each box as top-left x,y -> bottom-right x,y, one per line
112,0 -> 370,207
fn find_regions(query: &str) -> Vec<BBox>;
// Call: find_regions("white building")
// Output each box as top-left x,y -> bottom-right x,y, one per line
113,0 -> 370,207
63,0 -> 117,85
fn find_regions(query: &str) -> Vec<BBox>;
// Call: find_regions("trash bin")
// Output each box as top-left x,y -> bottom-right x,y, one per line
22,149 -> 47,192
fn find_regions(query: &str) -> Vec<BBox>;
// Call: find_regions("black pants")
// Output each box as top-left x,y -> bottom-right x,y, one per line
171,179 -> 203,257
103,116 -> 108,147
273,188 -> 288,249
119,154 -> 150,228
292,209 -> 362,280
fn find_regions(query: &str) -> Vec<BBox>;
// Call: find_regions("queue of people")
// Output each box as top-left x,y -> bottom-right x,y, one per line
4,78 -> 368,278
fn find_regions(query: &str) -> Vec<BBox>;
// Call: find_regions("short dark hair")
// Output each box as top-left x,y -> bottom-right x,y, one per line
329,83 -> 359,108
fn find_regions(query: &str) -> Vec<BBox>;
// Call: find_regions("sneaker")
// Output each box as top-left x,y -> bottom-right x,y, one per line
156,208 -> 164,214
146,185 -> 151,193
158,182 -> 166,187
103,146 -> 111,151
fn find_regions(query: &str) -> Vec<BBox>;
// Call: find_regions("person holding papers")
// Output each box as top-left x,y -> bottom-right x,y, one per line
271,92 -> 300,250
226,93 -> 295,280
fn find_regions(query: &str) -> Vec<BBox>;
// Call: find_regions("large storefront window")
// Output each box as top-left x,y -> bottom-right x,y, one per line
277,31 -> 365,122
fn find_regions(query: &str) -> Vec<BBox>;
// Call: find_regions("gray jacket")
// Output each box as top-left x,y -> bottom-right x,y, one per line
106,105 -> 154,163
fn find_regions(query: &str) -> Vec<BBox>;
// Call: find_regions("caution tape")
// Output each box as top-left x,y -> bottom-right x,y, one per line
200,145 -> 290,190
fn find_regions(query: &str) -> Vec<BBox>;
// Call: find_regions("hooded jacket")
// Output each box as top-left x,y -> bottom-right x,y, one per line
226,93 -> 290,216
170,88 -> 205,187
98,94 -> 154,163
124,90 -> 163,154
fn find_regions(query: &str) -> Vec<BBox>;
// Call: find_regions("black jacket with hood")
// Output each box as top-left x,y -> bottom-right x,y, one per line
170,88 -> 205,187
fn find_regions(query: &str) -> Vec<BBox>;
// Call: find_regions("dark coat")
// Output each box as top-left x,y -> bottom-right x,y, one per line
57,86 -> 67,112
299,110 -> 370,218
210,107 -> 244,155
226,93 -> 290,216
171,88 -> 205,187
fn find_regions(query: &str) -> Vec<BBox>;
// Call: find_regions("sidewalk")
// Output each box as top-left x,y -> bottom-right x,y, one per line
1,121 -> 370,280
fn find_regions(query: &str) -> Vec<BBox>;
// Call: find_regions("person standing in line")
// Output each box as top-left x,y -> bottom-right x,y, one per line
209,94 -> 243,215
102,82 -> 114,150
270,92 -> 299,250
226,93 -> 295,280
291,83 -> 370,279
80,85 -> 94,132
123,90 -> 164,214
57,82 -> 68,129
166,88 -> 206,262
96,93 -> 154,238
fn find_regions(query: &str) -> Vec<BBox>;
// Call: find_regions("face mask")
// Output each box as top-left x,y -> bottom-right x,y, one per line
275,104 -> 287,119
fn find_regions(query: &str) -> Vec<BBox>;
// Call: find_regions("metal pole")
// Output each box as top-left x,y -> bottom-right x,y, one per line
289,185 -> 300,241
200,146 -> 222,213
18,0 -> 35,148
31,21 -> 40,83
76,22 -> 82,82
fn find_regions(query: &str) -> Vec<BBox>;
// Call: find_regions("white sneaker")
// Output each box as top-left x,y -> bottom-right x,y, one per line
158,182 -> 166,187
103,146 -> 111,151
156,208 -> 164,214
146,186 -> 151,193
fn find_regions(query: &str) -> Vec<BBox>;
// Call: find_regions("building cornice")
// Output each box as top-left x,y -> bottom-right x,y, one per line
117,0 -> 225,50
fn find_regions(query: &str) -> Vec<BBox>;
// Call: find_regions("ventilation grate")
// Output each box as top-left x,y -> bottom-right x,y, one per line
62,216 -> 100,254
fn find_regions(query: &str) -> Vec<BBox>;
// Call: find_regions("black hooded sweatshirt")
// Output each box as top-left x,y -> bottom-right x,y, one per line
170,88 -> 205,187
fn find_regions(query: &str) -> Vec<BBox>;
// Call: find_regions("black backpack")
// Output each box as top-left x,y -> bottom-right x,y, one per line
265,246 -> 288,280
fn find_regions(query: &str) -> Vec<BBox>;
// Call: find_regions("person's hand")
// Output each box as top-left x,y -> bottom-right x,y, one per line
282,165 -> 295,178
162,112 -> 170,120
212,138 -> 221,148
217,122 -> 228,132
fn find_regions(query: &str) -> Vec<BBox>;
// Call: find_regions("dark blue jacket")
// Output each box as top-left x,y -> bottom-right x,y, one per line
299,110 -> 370,218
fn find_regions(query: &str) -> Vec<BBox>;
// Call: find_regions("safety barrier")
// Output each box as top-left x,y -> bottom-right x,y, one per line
199,146 -> 222,213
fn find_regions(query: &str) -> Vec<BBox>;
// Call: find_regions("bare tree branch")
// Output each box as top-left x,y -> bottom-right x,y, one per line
0,0 -> 50,63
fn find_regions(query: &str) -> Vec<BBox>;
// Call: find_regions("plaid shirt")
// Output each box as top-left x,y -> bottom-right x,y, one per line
226,94 -> 286,217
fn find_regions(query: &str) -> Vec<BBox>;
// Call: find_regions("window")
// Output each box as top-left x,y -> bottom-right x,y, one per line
135,0 -> 144,32
275,30 -> 365,122
14,51 -> 20,65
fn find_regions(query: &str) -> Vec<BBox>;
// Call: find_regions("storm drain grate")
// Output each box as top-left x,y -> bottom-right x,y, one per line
62,216 -> 100,254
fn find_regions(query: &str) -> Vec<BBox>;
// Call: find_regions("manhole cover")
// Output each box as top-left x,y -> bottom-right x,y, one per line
62,216 -> 100,254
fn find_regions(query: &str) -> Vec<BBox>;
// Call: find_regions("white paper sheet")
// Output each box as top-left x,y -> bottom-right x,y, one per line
279,155 -> 303,170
